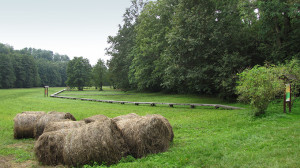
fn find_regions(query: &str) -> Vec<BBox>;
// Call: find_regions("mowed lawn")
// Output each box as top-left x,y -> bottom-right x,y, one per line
0,87 -> 299,168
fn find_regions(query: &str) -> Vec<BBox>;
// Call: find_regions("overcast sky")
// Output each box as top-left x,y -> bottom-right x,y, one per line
0,0 -> 134,65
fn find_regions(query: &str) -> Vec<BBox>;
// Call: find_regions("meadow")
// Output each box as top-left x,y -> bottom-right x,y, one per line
0,87 -> 299,168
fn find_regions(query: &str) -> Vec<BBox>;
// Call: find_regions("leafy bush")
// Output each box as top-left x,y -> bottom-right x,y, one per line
236,59 -> 299,116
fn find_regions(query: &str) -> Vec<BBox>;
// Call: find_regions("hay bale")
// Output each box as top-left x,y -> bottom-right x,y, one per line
146,114 -> 174,142
111,113 -> 139,122
83,114 -> 109,123
34,111 -> 76,139
43,120 -> 85,133
34,129 -> 68,165
115,115 -> 170,158
63,119 -> 129,166
13,111 -> 46,139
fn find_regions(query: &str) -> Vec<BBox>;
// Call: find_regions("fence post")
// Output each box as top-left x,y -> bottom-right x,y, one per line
44,86 -> 49,97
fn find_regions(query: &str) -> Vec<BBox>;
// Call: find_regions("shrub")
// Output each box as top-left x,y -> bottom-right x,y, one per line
236,59 -> 299,116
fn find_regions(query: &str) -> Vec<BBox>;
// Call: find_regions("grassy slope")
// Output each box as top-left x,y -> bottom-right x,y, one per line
0,87 -> 299,168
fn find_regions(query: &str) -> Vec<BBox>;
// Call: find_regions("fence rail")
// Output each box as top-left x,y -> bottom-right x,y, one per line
50,89 -> 243,110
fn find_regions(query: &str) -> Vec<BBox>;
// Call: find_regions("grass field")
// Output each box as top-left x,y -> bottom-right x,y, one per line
58,88 -> 228,105
0,87 -> 299,168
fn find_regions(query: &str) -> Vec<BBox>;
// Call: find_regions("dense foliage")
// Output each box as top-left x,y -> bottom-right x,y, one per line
0,43 -> 70,88
0,43 -> 111,90
106,0 -> 149,90
92,59 -> 108,91
107,0 -> 300,98
66,57 -> 92,91
236,59 -> 300,115
21,48 -> 70,87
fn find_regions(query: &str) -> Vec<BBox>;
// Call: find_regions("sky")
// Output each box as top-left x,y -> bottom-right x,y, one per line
0,0 -> 133,65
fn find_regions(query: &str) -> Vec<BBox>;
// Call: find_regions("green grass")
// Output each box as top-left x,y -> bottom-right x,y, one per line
60,88 -> 228,104
0,87 -> 299,167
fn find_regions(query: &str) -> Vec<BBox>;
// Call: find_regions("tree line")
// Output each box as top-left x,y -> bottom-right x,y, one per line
106,0 -> 300,99
0,43 -> 110,90
0,43 -> 70,88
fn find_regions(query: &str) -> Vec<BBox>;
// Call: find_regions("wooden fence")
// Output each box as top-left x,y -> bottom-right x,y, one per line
50,89 -> 243,110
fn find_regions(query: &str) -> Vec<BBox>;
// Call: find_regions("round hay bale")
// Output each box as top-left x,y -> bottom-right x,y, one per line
13,111 -> 46,139
146,114 -> 174,142
43,120 -> 85,133
83,114 -> 109,123
48,111 -> 76,121
63,119 -> 129,166
34,129 -> 68,165
111,113 -> 139,122
115,115 -> 170,158
34,111 -> 76,139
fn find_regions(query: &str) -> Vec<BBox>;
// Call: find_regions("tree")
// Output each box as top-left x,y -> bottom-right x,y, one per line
0,44 -> 16,88
13,53 -> 26,88
92,59 -> 107,91
0,42 -> 69,88
161,0 -> 249,96
21,47 -> 70,87
106,0 -> 148,90
21,53 -> 40,87
103,0 -> 299,98
57,62 -> 68,86
66,57 -> 92,91
37,60 -> 62,87
256,0 -> 300,63
12,52 -> 40,88
53,53 -> 70,62
129,0 -> 178,91
0,55 -> 15,88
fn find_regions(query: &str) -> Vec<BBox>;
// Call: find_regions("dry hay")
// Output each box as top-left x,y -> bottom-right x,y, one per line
111,113 -> 139,122
0,155 -> 12,168
13,111 -> 46,139
115,115 -> 170,158
146,114 -> 174,142
34,129 -> 68,165
34,111 -> 76,139
43,120 -> 85,133
35,118 -> 129,166
63,119 -> 129,166
83,114 -> 109,123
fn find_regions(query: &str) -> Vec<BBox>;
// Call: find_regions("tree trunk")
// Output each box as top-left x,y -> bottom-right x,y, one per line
100,82 -> 103,91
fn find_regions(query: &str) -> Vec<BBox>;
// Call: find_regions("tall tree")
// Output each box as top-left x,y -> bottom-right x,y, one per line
0,42 -> 69,88
0,44 -> 15,88
13,53 -> 26,88
12,52 -> 40,88
92,59 -> 107,91
37,60 -> 62,87
256,0 -> 300,63
22,48 -> 70,87
22,53 -> 40,87
104,0 -> 299,98
66,57 -> 92,91
57,62 -> 68,86
106,0 -> 148,90
129,0 -> 178,91
0,54 -> 15,88
161,0 -> 251,97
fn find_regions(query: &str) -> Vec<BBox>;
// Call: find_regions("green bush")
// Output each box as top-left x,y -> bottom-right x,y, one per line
236,59 -> 299,116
